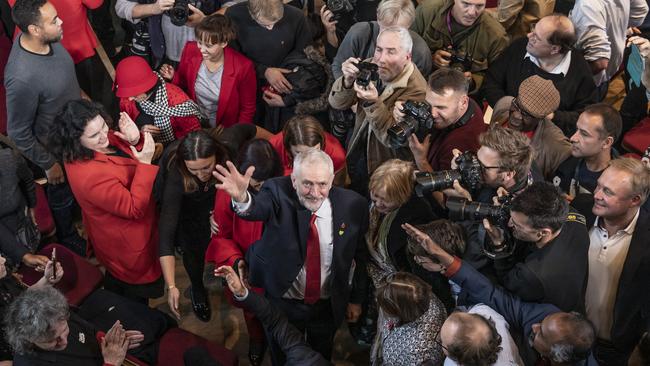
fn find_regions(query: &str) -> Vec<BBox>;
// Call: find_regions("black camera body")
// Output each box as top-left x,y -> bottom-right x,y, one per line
446,195 -> 512,228
448,50 -> 474,73
169,0 -> 190,26
414,151 -> 483,196
327,0 -> 355,20
388,100 -> 435,148
356,61 -> 379,88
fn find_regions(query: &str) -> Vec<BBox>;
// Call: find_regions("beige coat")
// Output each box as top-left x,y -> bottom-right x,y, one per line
495,0 -> 556,40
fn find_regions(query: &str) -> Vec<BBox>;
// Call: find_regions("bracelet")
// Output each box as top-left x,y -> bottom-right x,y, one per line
168,285 -> 176,290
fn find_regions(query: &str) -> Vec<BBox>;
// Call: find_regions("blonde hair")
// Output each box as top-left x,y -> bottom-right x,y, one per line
479,127 -> 534,182
248,0 -> 284,23
377,0 -> 416,27
369,159 -> 414,207
608,157 -> 650,204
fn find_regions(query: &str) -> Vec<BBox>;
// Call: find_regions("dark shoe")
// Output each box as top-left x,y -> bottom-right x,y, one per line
190,287 -> 211,322
248,340 -> 266,366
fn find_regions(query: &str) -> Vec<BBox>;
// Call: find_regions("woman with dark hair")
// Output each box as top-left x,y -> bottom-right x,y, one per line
205,139 -> 282,365
374,272 -> 446,365
160,14 -> 257,129
158,130 -> 229,322
49,99 -> 162,304
268,114 -> 347,184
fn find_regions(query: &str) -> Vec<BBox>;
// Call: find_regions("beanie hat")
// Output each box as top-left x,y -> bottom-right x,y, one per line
517,75 -> 561,119
113,56 -> 158,98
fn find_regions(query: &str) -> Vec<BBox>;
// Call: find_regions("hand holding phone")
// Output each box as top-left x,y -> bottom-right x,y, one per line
50,248 -> 57,281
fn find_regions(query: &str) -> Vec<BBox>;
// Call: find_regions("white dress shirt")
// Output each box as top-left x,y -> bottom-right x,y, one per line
585,209 -> 640,339
524,51 -> 572,76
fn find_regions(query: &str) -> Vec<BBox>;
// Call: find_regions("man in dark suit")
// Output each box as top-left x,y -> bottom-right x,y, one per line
584,157 -> 650,365
403,223 -> 595,365
214,149 -> 369,363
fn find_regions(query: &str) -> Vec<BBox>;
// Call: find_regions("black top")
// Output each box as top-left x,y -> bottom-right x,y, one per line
482,37 -> 598,136
0,277 -> 27,361
226,2 -> 312,81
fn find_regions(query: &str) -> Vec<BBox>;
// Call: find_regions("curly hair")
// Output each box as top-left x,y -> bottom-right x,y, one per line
445,312 -> 502,366
510,181 -> 569,232
4,287 -> 69,355
48,99 -> 111,163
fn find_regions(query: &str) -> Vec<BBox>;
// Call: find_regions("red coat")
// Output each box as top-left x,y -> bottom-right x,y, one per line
269,131 -> 347,176
205,190 -> 263,268
119,82 -> 201,140
64,132 -> 161,284
9,0 -> 101,63
172,43 -> 256,128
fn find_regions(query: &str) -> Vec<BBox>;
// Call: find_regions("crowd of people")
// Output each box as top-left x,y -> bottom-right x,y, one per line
0,0 -> 649,365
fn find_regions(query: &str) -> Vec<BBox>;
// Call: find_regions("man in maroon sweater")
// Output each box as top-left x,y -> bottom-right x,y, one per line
394,68 -> 488,173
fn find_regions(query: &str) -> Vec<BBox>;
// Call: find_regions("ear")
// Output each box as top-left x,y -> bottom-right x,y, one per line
459,94 -> 469,109
602,136 -> 614,149
630,194 -> 642,207
501,170 -> 516,185
539,227 -> 553,239
27,23 -> 40,36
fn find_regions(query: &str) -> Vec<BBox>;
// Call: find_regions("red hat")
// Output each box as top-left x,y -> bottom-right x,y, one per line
113,56 -> 158,98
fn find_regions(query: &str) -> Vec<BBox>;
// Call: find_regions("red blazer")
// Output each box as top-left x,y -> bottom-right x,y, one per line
172,43 -> 257,128
64,132 -> 161,284
269,132 -> 347,176
205,190 -> 263,268
119,82 -> 201,140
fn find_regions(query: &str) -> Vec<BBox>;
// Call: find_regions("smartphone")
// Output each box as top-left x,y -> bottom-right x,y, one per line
50,248 -> 57,281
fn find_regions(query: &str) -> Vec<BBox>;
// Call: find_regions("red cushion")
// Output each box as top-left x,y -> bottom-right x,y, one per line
17,244 -> 103,305
623,117 -> 650,155
34,184 -> 56,237
157,328 -> 238,366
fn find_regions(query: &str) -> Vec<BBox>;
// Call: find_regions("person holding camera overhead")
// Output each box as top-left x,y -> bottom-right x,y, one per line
329,26 -> 426,196
412,0 -> 508,94
392,68 -> 487,174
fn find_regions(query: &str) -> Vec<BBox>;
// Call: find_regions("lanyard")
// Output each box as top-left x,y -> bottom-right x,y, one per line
446,11 -> 455,48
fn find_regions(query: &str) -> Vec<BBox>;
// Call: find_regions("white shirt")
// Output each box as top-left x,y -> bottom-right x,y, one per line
444,304 -> 524,366
524,51 -> 572,76
233,193 -> 334,300
585,209 -> 640,339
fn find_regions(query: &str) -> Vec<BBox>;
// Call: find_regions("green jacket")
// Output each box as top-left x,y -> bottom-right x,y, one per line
412,0 -> 509,92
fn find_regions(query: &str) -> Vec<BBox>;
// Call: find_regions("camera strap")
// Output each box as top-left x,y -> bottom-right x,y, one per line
362,22 -> 378,59
443,98 -> 475,133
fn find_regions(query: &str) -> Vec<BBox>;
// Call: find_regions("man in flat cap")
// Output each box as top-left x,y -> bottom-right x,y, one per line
491,75 -> 572,180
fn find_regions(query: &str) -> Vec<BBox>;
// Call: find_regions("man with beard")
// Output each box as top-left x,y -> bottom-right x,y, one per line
482,181 -> 590,313
394,68 -> 487,173
329,26 -> 426,195
5,0 -> 86,255
214,149 -> 369,365
491,75 -> 572,180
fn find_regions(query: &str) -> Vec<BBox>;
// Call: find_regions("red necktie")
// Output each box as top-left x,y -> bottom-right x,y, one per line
304,213 -> 321,304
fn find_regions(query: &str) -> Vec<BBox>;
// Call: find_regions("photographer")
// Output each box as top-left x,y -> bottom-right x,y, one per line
329,26 -> 427,195
393,68 -> 487,173
480,182 -> 589,312
412,0 -> 509,94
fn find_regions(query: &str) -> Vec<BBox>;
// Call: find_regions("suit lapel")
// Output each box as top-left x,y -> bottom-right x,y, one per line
296,198 -> 311,260
330,189 -> 345,271
617,210 -> 650,289
216,48 -> 235,123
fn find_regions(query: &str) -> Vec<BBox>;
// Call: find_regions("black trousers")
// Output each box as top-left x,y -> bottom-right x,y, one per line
45,182 -> 85,256
266,297 -> 337,366
178,224 -> 210,300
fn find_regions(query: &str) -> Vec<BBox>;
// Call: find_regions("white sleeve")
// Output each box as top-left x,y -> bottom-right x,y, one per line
115,0 -> 141,24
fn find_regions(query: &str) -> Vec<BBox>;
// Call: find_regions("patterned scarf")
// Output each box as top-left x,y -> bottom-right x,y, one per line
138,74 -> 202,143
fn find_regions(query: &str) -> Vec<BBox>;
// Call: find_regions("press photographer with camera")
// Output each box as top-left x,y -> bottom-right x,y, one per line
391,68 -> 487,173
329,26 -> 427,195
412,0 -> 508,94
478,182 -> 590,313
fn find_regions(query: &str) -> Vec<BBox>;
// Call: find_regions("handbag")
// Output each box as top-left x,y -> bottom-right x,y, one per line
15,207 -> 40,253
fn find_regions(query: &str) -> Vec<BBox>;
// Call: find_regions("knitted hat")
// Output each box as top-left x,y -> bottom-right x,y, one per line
517,75 -> 561,119
113,56 -> 158,98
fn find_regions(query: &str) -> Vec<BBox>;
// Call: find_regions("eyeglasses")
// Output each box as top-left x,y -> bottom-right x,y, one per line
433,328 -> 449,353
510,98 -> 536,120
477,158 -> 500,173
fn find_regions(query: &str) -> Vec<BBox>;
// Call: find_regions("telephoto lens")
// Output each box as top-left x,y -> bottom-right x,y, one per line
414,151 -> 483,196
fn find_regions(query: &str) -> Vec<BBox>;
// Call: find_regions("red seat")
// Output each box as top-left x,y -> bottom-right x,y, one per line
34,183 -> 56,238
17,243 -> 103,305
157,328 -> 239,366
623,117 -> 650,155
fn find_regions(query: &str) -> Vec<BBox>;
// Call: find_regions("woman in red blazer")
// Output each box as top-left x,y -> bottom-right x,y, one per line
49,100 -> 162,304
161,14 -> 257,128
205,139 -> 282,366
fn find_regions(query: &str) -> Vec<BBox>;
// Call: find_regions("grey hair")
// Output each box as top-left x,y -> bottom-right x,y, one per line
4,287 -> 70,354
377,0 -> 416,27
291,149 -> 333,179
547,311 -> 595,363
378,26 -> 413,54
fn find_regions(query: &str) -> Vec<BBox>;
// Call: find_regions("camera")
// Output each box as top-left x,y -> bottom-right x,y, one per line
327,0 -> 355,20
356,61 -> 379,88
168,0 -> 190,26
448,50 -> 473,73
388,100 -> 435,148
130,21 -> 151,58
414,151 -> 483,196
446,195 -> 511,228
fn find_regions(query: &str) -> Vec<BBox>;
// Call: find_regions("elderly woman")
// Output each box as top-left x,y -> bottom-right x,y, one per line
366,159 -> 454,310
161,14 -> 257,129
49,99 -> 162,304
374,272 -> 446,365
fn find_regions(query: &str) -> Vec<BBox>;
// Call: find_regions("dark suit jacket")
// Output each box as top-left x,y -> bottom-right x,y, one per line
450,261 -> 560,365
240,176 -> 369,326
